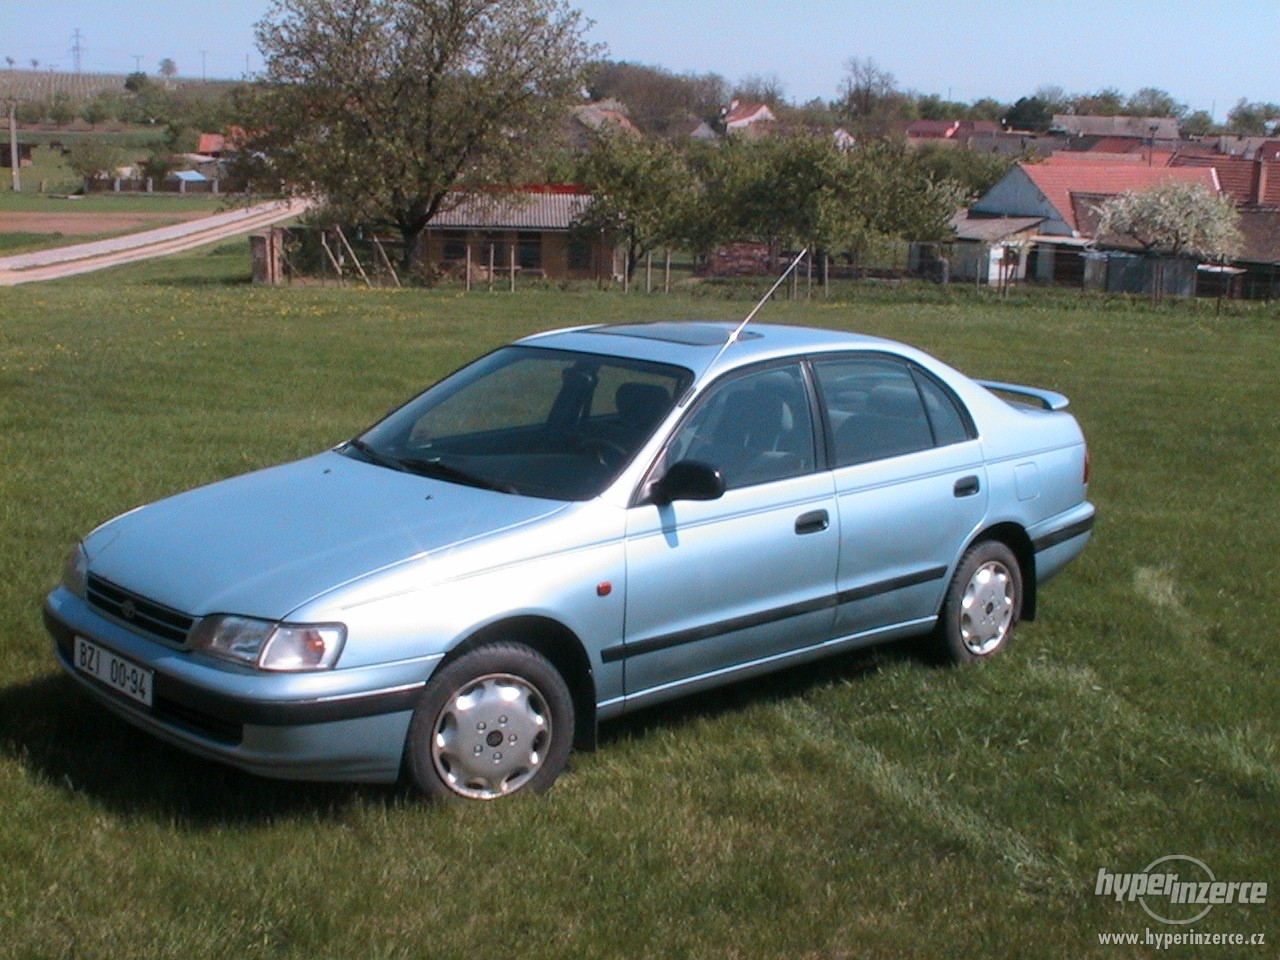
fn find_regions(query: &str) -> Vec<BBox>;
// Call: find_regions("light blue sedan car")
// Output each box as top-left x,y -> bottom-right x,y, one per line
45,322 -> 1093,800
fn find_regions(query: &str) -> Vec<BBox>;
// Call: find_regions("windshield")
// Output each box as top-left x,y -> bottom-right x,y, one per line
343,346 -> 693,500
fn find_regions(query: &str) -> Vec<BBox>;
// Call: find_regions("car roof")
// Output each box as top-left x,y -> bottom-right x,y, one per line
518,322 -> 902,381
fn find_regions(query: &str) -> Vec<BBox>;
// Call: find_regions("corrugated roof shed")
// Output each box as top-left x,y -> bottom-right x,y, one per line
428,192 -> 593,230
948,211 -> 1044,242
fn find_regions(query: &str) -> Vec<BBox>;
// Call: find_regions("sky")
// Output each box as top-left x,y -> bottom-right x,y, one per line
2,0 -> 1277,120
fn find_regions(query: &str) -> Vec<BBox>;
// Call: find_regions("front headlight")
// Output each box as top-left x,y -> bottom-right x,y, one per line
189,616 -> 346,672
61,542 -> 89,598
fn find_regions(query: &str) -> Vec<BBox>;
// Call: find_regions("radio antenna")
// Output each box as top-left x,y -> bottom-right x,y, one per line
703,247 -> 808,374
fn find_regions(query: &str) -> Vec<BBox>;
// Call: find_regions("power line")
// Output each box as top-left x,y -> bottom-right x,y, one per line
71,28 -> 84,73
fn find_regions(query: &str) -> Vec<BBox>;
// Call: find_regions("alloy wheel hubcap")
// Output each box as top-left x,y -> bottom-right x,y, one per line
959,561 -> 1014,656
431,673 -> 551,800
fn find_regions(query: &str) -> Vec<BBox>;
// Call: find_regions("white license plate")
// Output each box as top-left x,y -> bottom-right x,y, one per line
74,637 -> 154,708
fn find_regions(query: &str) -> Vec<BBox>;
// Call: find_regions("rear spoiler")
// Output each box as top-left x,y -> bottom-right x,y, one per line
977,380 -> 1070,412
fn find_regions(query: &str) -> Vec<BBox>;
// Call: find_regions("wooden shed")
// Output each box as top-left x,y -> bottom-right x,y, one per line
422,187 -> 615,282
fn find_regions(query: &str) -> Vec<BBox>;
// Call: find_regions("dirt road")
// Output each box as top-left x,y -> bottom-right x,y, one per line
0,198 -> 313,285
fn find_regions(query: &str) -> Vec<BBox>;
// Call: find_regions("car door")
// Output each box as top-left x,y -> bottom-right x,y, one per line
811,354 -> 988,639
620,362 -> 839,699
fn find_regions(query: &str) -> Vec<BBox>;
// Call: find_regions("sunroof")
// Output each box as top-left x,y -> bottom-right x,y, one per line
586,323 -> 762,346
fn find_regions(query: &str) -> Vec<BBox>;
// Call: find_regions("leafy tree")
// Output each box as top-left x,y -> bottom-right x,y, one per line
249,0 -> 596,269
82,92 -> 116,124
969,97 -> 1007,122
586,60 -> 727,136
836,57 -> 914,137
915,94 -> 973,121
141,152 -> 179,182
48,92 -> 76,126
1125,87 -> 1187,119
679,135 -> 964,265
124,71 -> 151,92
914,143 -> 1014,199
1180,110 -> 1216,137
817,140 -> 965,261
158,58 -> 178,79
4,57 -> 15,70
732,73 -> 786,109
15,99 -> 44,124
1226,99 -> 1280,136
698,135 -> 836,253
1073,87 -> 1125,116
1004,96 -> 1052,132
574,131 -> 689,277
66,140 -> 121,182
1097,181 -> 1243,260
1032,85 -> 1071,115
781,97 -> 840,133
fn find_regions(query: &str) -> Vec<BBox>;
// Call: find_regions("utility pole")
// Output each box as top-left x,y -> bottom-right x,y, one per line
132,54 -> 142,72
200,50 -> 207,82
71,28 -> 84,73
7,100 -> 20,192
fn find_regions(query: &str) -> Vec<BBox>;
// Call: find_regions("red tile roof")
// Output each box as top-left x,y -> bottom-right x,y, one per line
1047,150 -> 1177,167
1049,151 -> 1140,165
1019,162 -> 1219,231
1256,141 -> 1280,162
1085,137 -> 1146,154
196,127 -> 248,156
1170,153 -> 1280,206
1237,208 -> 1280,262
196,132 -> 225,155
571,102 -> 639,136
724,101 -> 776,128
906,120 -> 959,139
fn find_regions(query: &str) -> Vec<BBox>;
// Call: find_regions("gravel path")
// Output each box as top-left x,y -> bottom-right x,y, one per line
0,198 -> 313,285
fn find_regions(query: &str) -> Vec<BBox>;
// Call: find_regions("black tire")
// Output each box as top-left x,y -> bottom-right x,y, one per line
935,540 -> 1023,664
404,643 -> 574,801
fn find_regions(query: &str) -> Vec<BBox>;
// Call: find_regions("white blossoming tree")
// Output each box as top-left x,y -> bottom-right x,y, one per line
1096,181 -> 1243,261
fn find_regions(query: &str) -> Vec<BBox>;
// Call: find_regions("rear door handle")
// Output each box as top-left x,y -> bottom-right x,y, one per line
795,509 -> 830,535
954,475 -> 980,498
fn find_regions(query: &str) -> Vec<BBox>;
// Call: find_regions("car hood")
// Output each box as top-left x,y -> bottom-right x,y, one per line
84,451 -> 568,619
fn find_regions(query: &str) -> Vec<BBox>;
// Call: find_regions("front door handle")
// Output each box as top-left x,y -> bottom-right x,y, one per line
954,475 -> 981,498
795,509 -> 830,535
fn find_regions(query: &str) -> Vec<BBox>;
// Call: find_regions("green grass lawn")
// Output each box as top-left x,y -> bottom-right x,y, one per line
1,247 -> 1277,958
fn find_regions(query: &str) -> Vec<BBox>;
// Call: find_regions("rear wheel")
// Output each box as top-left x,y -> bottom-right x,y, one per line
404,643 -> 574,800
936,541 -> 1022,664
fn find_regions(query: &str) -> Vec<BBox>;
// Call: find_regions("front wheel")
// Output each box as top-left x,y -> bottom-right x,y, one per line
404,643 -> 574,800
935,541 -> 1022,664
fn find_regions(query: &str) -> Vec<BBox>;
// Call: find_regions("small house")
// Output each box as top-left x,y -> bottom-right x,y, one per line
422,187 -> 613,281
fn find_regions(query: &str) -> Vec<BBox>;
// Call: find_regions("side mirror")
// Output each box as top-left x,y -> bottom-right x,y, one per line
651,460 -> 725,506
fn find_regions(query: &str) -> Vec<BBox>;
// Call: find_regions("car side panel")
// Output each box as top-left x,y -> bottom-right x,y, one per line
620,471 -> 839,697
830,440 -> 989,633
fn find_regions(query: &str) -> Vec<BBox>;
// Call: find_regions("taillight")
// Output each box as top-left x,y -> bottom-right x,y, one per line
1083,444 -> 1091,485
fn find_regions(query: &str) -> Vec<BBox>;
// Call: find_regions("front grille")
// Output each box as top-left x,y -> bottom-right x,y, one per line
86,574 -> 195,645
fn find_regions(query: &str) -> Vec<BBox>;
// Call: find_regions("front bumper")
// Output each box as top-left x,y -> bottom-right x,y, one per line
44,587 -> 442,783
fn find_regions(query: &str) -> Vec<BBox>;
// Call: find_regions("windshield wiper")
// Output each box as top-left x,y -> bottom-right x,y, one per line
343,438 -> 408,473
398,456 -> 519,494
